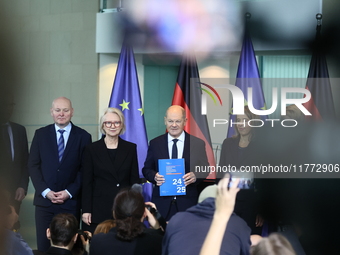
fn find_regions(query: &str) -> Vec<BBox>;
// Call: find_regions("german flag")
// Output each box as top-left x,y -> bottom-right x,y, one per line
171,54 -> 216,179
303,24 -> 335,121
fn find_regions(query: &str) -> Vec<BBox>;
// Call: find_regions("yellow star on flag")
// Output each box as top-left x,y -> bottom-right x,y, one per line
138,108 -> 144,116
119,100 -> 130,111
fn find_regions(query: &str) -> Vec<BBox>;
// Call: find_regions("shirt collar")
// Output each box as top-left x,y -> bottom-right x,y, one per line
168,131 -> 185,143
54,122 -> 72,133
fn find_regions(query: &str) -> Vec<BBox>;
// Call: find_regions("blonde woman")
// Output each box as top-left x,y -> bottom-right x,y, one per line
81,108 -> 139,234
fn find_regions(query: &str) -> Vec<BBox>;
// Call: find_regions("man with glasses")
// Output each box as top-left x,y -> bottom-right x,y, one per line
28,97 -> 91,252
142,105 -> 209,221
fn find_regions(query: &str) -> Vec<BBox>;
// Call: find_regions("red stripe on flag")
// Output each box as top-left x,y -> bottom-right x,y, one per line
172,83 -> 216,179
303,87 -> 322,120
172,83 -> 185,106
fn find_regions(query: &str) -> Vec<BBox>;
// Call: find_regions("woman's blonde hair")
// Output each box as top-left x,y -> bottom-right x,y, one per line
99,107 -> 126,135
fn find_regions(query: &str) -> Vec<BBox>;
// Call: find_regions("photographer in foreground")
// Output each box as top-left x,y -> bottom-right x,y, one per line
199,177 -> 296,255
42,213 -> 90,255
1,187 -> 33,255
90,188 -> 163,255
199,177 -> 241,255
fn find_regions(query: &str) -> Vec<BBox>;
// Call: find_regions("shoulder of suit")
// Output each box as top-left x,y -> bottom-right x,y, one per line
34,124 -> 53,133
70,123 -> 90,135
84,136 -> 105,149
9,121 -> 24,129
222,136 -> 238,145
90,138 -> 103,146
8,122 -> 27,134
185,132 -> 205,144
119,137 -> 137,147
149,133 -> 167,144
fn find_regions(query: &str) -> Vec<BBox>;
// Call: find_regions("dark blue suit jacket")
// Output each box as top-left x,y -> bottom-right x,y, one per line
0,122 -> 29,197
142,132 -> 209,218
28,123 -> 91,210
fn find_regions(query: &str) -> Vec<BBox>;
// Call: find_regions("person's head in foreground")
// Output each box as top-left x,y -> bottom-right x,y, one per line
113,189 -> 148,241
250,233 -> 296,255
46,213 -> 78,250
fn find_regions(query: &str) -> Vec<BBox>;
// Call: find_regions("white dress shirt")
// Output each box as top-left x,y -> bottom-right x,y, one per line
42,123 -> 73,199
167,131 -> 185,159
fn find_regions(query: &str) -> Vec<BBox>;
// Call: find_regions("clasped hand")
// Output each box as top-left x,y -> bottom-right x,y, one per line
46,190 -> 70,204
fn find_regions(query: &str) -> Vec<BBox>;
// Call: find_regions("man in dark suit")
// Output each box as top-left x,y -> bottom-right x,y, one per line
142,105 -> 209,221
0,93 -> 29,221
28,97 -> 91,252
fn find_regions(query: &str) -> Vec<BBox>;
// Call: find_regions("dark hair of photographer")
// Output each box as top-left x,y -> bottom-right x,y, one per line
49,213 -> 78,247
113,189 -> 145,241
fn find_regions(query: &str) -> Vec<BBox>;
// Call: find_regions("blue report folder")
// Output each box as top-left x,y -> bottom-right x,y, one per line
158,158 -> 186,196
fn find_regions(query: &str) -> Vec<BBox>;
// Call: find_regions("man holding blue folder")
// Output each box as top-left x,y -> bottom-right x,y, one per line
142,105 -> 209,221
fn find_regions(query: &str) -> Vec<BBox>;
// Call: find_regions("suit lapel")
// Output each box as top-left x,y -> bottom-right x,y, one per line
158,134 -> 170,159
61,124 -> 76,165
10,123 -> 18,161
49,125 -> 59,163
183,132 -> 190,160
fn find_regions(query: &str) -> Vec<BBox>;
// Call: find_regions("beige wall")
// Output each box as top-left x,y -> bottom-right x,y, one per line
98,53 -> 144,137
0,0 -> 100,249
0,0 -> 99,142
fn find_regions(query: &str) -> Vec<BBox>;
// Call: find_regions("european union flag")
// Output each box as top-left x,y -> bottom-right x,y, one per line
227,30 -> 267,137
108,44 -> 148,179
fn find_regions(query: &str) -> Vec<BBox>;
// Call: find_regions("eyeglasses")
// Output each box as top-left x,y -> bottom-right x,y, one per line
103,121 -> 122,128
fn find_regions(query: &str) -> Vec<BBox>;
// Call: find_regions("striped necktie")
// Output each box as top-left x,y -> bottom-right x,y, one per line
58,129 -> 65,162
